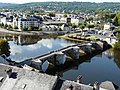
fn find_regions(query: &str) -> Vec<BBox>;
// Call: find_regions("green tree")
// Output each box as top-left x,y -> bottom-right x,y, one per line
114,34 -> 120,50
64,14 -> 67,17
4,24 -> 8,29
54,27 -> 57,31
48,13 -> 55,17
112,12 -> 120,26
72,23 -> 77,28
1,23 -> 4,27
87,24 -> 95,31
0,40 -> 10,56
14,26 -> 18,29
58,28 -> 62,31
79,25 -> 85,31
38,27 -> 42,31
8,25 -> 13,30
22,28 -> 27,31
28,27 -> 32,31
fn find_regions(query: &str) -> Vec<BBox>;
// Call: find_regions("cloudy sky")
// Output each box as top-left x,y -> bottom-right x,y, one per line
0,0 -> 120,4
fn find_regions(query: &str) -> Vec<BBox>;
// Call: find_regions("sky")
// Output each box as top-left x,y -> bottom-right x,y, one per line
0,0 -> 120,4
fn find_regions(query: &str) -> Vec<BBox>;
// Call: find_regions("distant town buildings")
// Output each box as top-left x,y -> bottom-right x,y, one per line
104,23 -> 115,30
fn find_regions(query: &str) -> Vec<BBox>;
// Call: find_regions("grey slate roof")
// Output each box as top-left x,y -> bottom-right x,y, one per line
55,78 -> 93,90
100,81 -> 119,90
0,64 -> 58,90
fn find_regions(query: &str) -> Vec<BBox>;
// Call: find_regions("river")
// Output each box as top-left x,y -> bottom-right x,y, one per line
0,34 -> 120,86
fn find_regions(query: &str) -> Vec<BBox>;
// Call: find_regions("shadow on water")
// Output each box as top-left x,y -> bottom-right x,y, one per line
46,50 -> 105,76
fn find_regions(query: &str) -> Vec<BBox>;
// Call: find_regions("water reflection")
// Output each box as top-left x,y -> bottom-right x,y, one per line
113,49 -> 120,69
0,34 -> 75,62
13,35 -> 41,45
51,49 -> 120,85
0,34 -> 120,85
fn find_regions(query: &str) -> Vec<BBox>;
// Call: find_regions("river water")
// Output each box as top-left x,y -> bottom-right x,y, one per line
0,34 -> 120,86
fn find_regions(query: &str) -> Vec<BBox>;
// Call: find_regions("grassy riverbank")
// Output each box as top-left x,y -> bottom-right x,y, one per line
58,34 -> 99,43
58,35 -> 87,42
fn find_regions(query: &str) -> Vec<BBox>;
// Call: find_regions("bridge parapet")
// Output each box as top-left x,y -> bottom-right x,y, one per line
19,41 -> 111,72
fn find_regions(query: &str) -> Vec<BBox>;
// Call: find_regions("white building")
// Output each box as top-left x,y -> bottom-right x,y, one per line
17,16 -> 42,31
61,24 -> 70,31
0,17 -> 13,26
104,23 -> 115,30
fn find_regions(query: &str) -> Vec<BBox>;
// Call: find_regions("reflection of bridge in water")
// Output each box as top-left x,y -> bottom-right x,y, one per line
20,41 -> 110,72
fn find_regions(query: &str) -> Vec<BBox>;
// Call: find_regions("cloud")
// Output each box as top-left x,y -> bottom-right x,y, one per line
40,39 -> 53,49
26,44 -> 41,51
10,46 -> 23,55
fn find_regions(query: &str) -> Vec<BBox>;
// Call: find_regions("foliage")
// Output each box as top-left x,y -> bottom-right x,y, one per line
38,27 -> 42,31
8,25 -> 13,30
54,27 -> 57,31
1,23 -> 4,27
14,26 -> 18,29
1,2 -> 120,14
64,14 -> 67,17
72,23 -> 77,28
48,13 -> 55,17
114,34 -> 120,50
0,40 -> 10,56
22,28 -> 27,31
58,28 -> 62,31
4,24 -> 8,29
79,25 -> 85,30
28,27 -> 32,31
87,24 -> 95,30
112,12 -> 120,26
113,49 -> 120,68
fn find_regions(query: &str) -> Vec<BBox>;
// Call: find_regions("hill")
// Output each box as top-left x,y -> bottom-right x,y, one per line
0,2 -> 120,13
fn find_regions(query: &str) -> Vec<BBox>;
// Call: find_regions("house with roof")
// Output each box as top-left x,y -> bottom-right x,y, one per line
0,63 -> 58,90
17,16 -> 42,31
104,23 -> 115,30
61,24 -> 70,31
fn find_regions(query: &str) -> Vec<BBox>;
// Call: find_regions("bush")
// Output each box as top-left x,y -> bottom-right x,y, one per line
4,24 -> 8,29
0,40 -> 10,56
114,34 -> 120,49
38,27 -> 42,31
22,28 -> 27,31
28,27 -> 32,31
14,26 -> 18,29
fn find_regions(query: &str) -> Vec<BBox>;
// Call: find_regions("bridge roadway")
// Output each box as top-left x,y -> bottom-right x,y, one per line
23,42 -> 90,62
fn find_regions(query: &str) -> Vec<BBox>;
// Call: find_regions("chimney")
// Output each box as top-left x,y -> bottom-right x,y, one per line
6,68 -> 12,78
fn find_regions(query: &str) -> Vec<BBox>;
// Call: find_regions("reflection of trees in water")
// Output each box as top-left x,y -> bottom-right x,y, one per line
0,40 -> 10,57
104,49 -> 113,59
113,49 -> 120,69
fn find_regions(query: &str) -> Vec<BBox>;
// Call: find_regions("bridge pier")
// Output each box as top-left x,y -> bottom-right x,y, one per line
41,60 -> 49,72
91,41 -> 103,51
79,44 -> 92,54
20,41 -> 111,72
55,52 -> 66,65
72,46 -> 80,59
26,59 -> 49,72
63,46 -> 80,60
86,43 -> 92,54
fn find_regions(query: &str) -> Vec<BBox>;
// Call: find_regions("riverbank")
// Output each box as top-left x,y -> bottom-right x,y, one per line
0,28 -> 43,35
0,27 -> 68,36
58,34 -> 99,43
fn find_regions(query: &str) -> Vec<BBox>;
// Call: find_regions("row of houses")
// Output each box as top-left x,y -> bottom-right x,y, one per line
0,13 -> 43,31
0,12 -> 115,31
